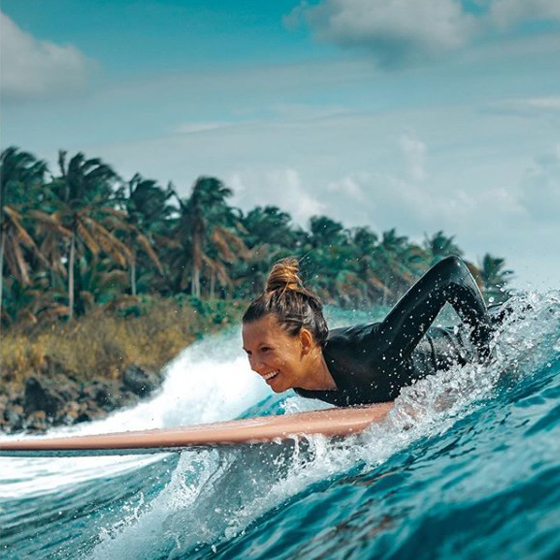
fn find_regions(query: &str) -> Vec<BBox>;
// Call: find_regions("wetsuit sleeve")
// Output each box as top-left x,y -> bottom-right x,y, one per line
375,256 -> 492,363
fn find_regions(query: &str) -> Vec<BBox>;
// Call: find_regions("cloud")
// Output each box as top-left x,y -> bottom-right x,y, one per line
293,0 -> 475,67
519,144 -> 560,221
229,168 -> 327,225
173,121 -> 234,134
484,96 -> 560,120
400,133 -> 426,182
327,174 -> 366,201
322,132 -> 526,236
289,0 -> 560,67
0,12 -> 91,100
490,0 -> 560,28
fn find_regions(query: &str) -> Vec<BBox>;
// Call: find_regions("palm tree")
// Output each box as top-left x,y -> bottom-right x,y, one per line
424,230 -> 463,265
302,216 -> 352,303
0,147 -> 49,323
374,228 -> 413,302
351,226 -> 391,303
242,205 -> 295,249
171,177 -> 248,298
119,175 -> 175,295
0,147 -> 48,207
46,151 -> 132,319
479,254 -> 513,303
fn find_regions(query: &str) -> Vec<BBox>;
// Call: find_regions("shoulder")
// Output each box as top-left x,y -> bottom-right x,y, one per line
322,322 -> 382,371
325,323 -> 380,346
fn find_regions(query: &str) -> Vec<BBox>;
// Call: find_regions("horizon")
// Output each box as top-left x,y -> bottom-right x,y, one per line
2,0 -> 559,290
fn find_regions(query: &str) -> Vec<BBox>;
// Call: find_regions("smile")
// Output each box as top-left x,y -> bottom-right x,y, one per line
262,370 -> 279,381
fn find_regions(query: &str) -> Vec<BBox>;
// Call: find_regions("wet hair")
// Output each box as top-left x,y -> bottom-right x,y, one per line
243,257 -> 328,345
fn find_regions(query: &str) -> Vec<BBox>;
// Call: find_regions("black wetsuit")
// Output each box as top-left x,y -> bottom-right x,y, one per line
295,256 -> 494,407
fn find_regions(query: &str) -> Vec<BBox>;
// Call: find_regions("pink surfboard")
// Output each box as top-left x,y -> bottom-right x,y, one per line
0,404 -> 393,457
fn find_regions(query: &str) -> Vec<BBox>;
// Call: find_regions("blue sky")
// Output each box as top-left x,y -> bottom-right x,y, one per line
1,0 -> 560,289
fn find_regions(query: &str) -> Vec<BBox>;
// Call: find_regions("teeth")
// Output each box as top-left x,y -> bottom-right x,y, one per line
263,370 -> 279,381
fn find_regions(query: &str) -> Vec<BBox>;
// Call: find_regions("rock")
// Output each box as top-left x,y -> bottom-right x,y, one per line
57,401 -> 80,425
93,382 -> 120,410
25,410 -> 48,432
24,376 -> 65,418
0,364 -> 163,434
75,411 -> 91,424
122,365 -> 160,397
5,404 -> 24,432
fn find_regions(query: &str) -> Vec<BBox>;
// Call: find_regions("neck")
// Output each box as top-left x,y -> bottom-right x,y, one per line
302,348 -> 337,391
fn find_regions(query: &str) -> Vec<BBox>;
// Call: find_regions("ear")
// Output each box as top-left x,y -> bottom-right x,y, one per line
299,328 -> 315,355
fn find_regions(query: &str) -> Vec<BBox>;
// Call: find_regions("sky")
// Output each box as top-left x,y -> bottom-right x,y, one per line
1,0 -> 559,290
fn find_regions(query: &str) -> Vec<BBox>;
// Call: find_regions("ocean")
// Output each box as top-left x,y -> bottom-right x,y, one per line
1,292 -> 560,560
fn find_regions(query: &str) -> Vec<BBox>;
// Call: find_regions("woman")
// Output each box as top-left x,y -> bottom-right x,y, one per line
242,255 -> 495,407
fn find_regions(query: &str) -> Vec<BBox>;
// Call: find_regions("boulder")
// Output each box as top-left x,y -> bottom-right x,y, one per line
25,410 -> 49,432
122,365 -> 161,397
5,404 -> 24,432
75,410 -> 91,424
24,376 -> 66,418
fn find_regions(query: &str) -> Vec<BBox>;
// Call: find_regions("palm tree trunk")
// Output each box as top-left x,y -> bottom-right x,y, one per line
192,265 -> 200,298
192,230 -> 202,298
210,269 -> 215,300
130,259 -> 137,296
68,232 -> 76,321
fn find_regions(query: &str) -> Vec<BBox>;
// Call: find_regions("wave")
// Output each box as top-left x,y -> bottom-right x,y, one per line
1,291 -> 559,560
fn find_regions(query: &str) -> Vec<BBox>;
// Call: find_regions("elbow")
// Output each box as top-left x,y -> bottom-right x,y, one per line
434,255 -> 468,281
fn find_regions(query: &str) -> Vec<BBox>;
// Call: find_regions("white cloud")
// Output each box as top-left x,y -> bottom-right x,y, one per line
400,133 -> 426,182
490,0 -> 560,28
485,96 -> 560,120
0,12 -> 90,100
229,168 -> 326,225
174,121 -> 234,134
519,145 -> 560,221
296,0 -> 475,66
322,131 -> 526,237
327,174 -> 366,201
290,0 -> 560,67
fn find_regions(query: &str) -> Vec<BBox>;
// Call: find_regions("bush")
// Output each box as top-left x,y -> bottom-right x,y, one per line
0,296 -> 246,393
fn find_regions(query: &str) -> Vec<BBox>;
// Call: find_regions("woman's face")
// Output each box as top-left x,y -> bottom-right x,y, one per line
242,314 -> 309,393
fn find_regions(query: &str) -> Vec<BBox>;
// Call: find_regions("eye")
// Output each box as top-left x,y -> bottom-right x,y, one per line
260,347 -> 271,353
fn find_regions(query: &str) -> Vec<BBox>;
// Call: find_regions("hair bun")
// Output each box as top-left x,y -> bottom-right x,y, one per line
265,257 -> 302,293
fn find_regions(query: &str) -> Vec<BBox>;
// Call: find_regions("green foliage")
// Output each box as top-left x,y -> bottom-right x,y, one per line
479,253 -> 514,303
1,145 -> 515,331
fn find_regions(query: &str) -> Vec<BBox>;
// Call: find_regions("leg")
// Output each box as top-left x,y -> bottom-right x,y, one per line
376,256 -> 492,362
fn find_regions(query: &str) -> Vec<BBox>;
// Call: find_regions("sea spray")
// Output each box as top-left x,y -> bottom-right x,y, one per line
2,292 -> 560,560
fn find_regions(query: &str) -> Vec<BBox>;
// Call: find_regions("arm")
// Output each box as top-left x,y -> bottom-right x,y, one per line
376,256 -> 492,362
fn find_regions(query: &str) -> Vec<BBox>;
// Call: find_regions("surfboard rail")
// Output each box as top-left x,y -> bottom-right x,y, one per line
0,404 -> 393,457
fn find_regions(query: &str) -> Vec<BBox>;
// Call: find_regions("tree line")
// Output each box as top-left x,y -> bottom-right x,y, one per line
0,146 -> 513,328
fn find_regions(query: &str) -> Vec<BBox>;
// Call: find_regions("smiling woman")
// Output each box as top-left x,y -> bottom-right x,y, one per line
242,256 -> 497,407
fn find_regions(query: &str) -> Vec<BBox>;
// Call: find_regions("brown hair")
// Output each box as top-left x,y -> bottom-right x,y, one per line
242,257 -> 328,344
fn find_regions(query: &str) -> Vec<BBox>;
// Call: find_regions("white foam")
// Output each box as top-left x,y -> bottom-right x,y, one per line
0,327 -> 268,497
87,292 -> 560,559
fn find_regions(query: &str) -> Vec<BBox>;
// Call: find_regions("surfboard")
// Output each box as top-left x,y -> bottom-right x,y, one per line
0,403 -> 393,457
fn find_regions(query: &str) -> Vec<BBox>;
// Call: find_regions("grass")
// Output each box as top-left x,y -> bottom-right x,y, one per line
0,295 -> 246,394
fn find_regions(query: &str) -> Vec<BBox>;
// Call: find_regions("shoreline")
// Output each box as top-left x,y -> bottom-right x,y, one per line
0,296 -> 245,434
0,366 -> 165,434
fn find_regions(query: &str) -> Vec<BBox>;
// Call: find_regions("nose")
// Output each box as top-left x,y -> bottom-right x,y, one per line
248,355 -> 265,374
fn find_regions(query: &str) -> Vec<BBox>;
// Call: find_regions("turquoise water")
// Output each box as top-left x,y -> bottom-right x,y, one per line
1,293 -> 560,560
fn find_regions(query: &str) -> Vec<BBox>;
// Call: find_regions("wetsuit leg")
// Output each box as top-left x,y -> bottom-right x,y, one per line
376,256 -> 493,363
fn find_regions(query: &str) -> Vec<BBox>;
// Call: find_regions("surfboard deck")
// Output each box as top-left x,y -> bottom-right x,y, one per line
0,403 -> 393,457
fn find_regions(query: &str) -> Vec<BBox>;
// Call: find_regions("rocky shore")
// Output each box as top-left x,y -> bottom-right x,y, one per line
0,365 -> 164,434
